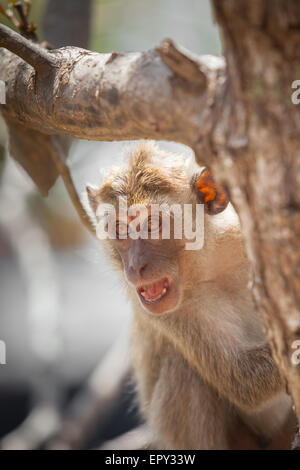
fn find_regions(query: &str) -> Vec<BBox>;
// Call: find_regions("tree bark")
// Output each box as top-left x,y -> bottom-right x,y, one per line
0,0 -> 299,440
210,0 -> 300,426
0,30 -> 224,145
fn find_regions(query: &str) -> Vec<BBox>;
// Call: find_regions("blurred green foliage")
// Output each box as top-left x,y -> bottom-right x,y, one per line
0,0 -> 221,54
0,0 -> 45,36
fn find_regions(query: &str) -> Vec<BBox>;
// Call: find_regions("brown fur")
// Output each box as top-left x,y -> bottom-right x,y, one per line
86,142 -> 295,449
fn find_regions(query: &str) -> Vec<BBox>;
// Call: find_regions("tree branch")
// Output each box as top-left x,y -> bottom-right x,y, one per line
0,26 -> 225,151
0,22 -> 56,72
50,136 -> 95,234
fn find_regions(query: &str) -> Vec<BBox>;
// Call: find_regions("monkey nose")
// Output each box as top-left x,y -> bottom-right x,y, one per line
138,262 -> 147,277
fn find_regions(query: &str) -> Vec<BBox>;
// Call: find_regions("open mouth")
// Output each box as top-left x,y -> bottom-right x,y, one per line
137,278 -> 170,304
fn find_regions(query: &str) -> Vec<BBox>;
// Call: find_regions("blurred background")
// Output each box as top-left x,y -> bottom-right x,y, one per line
0,0 -> 221,449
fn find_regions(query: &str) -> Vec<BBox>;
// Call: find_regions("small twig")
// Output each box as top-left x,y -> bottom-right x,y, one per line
14,2 -> 28,25
0,22 -> 56,72
13,1 -> 38,41
0,0 -> 38,41
50,146 -> 95,235
24,0 -> 31,17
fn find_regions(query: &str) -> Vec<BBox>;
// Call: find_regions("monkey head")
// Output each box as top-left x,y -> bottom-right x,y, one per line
86,142 -> 228,315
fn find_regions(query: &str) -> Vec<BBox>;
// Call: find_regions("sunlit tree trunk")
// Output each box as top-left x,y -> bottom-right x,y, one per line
209,1 -> 300,441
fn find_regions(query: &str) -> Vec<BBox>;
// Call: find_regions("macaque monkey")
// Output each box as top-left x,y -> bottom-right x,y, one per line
86,142 -> 294,450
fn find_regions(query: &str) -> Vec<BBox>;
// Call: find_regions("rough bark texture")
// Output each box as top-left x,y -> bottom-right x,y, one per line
0,0 -> 299,438
0,34 -> 224,145
209,0 -> 300,425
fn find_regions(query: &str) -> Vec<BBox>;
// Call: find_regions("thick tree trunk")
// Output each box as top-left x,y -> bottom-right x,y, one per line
209,0 -> 300,427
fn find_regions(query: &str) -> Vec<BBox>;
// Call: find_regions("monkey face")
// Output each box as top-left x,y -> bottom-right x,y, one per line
86,142 -> 229,315
112,210 -> 184,315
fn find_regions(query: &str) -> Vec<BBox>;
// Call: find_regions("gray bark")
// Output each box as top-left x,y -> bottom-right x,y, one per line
0,31 -> 224,146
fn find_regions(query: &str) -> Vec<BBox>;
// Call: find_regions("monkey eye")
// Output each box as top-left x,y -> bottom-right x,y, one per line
116,220 -> 128,239
144,214 -> 162,234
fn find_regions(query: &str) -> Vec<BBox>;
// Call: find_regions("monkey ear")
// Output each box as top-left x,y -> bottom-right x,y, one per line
86,185 -> 100,214
192,169 -> 228,215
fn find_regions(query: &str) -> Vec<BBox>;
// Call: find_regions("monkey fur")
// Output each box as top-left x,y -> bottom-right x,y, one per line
86,142 -> 294,450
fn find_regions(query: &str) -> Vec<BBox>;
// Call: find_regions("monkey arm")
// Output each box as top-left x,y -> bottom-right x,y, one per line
131,319 -> 230,450
184,341 -> 285,413
153,314 -> 285,414
218,343 -> 285,412
147,352 -> 230,450
161,319 -> 285,413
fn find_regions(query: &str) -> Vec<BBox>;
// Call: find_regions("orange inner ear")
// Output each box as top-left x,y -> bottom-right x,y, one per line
195,170 -> 217,203
196,185 -> 216,203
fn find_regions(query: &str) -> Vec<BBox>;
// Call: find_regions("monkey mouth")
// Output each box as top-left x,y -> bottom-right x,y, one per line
137,278 -> 170,304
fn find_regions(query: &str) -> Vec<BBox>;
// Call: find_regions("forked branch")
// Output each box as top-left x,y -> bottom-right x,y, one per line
0,24 -> 225,151
0,22 -> 56,72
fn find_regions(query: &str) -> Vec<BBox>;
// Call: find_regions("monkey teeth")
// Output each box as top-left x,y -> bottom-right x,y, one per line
140,287 -> 167,302
137,279 -> 169,304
